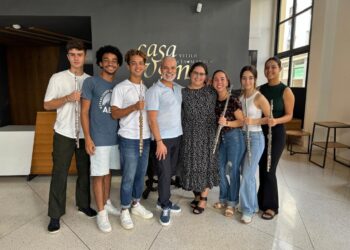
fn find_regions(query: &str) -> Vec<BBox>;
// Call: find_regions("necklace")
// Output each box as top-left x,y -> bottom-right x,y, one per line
131,80 -> 143,100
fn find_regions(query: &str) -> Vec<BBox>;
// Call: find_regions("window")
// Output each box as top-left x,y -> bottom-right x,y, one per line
280,57 -> 290,84
293,9 -> 312,49
291,53 -> 308,87
275,0 -> 313,88
277,20 -> 292,53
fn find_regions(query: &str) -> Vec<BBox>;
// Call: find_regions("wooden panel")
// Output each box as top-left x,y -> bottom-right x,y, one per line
7,46 -> 60,125
31,111 -> 77,175
286,130 -> 310,137
285,118 -> 303,145
285,118 -> 302,130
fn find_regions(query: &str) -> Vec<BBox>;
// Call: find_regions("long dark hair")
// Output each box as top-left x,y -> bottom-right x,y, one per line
240,65 -> 258,88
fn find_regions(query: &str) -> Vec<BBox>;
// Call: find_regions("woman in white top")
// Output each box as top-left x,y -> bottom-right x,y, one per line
239,65 -> 270,224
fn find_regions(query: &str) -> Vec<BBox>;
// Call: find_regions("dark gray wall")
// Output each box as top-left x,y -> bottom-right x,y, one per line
0,0 -> 250,87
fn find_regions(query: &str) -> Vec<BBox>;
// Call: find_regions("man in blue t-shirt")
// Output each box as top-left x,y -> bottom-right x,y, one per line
81,45 -> 123,233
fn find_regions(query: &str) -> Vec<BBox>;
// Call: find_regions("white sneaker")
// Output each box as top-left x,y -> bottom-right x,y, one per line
131,203 -> 153,219
241,214 -> 253,224
120,209 -> 134,230
104,200 -> 120,216
237,206 -> 259,214
97,210 -> 112,233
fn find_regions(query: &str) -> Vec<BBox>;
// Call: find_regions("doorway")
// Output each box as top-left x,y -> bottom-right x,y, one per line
0,16 -> 92,126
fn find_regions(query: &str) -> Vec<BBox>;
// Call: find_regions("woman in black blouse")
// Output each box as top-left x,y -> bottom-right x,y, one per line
212,70 -> 244,218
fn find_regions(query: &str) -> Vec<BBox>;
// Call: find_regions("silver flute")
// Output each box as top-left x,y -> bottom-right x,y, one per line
139,82 -> 144,157
213,87 -> 232,154
245,97 -> 251,165
267,99 -> 273,172
74,74 -> 80,148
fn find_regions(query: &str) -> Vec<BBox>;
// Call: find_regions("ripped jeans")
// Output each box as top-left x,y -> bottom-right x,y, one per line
218,128 -> 245,207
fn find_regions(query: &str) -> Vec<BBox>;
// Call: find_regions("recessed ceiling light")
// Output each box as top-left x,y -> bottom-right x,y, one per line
12,24 -> 22,30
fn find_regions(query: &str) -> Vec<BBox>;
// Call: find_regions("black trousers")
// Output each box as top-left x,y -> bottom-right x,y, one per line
48,132 -> 91,219
154,136 -> 181,209
258,124 -> 285,213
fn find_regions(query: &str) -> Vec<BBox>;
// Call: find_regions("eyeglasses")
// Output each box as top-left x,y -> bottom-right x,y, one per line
192,71 -> 206,77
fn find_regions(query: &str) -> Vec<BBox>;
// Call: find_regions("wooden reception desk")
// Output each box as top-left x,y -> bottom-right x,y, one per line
30,112 -> 77,177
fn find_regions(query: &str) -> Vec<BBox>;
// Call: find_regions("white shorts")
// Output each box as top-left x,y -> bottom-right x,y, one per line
90,145 -> 120,176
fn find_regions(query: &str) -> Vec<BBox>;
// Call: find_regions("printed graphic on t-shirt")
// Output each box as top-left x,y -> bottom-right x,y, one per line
99,90 -> 112,113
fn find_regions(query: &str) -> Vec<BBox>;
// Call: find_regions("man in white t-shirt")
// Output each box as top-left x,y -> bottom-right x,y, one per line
44,40 -> 96,234
111,49 -> 153,230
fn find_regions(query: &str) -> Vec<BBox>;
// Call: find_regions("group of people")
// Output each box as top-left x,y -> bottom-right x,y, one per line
43,39 -> 294,234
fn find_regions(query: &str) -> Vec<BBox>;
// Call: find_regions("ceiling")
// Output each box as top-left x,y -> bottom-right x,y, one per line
0,16 -> 92,47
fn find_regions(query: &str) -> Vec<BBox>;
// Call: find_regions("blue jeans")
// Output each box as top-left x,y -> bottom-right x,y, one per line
119,136 -> 150,208
218,128 -> 245,207
240,131 -> 264,216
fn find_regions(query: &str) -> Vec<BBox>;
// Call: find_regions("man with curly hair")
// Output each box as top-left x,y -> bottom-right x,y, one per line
81,45 -> 123,233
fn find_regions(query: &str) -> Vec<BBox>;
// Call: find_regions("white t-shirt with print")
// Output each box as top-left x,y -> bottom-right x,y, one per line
110,79 -> 150,139
44,70 -> 90,139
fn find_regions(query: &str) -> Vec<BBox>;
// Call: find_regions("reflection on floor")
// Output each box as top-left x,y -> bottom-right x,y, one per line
0,150 -> 349,250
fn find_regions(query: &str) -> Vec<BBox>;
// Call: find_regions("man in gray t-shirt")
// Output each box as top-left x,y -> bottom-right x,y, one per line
81,45 -> 123,233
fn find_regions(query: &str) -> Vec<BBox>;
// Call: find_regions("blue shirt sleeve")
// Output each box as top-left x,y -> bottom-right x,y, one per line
145,86 -> 160,111
81,77 -> 94,100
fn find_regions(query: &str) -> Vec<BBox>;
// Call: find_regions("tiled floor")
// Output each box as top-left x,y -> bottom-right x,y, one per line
1,149 -> 350,250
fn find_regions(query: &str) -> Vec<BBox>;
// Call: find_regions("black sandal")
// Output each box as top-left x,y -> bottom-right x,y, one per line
261,209 -> 277,220
190,199 -> 199,208
190,191 -> 201,208
193,196 -> 207,214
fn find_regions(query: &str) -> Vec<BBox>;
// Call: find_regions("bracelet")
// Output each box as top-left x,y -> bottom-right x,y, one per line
226,121 -> 229,126
156,139 -> 162,142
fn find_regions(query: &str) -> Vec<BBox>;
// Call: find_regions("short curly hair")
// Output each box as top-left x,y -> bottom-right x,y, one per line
96,45 -> 123,67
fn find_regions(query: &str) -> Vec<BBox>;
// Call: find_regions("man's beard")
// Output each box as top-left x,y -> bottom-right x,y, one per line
162,73 -> 176,82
